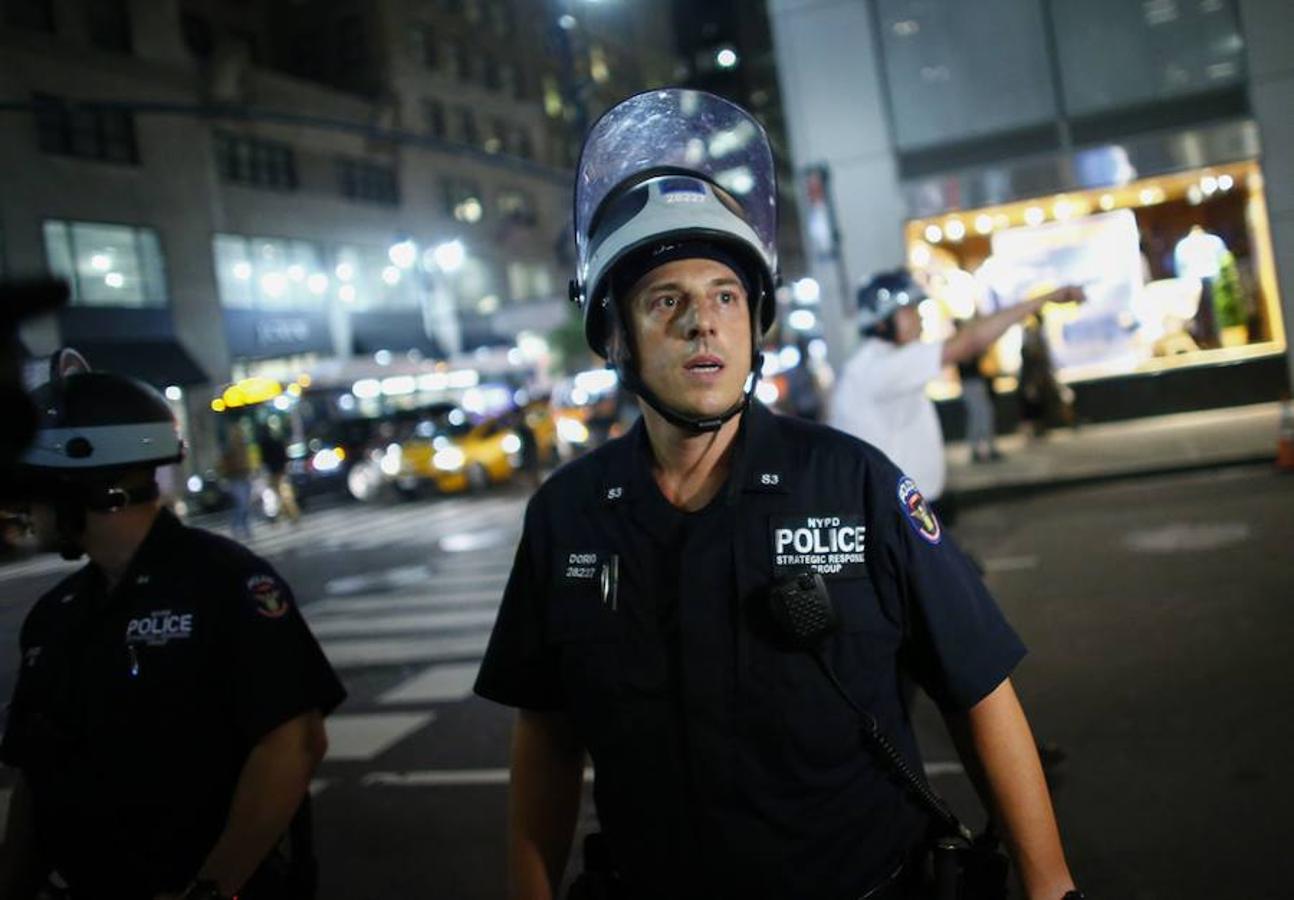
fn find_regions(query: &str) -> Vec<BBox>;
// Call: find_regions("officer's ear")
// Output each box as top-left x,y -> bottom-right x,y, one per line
604,290 -> 635,369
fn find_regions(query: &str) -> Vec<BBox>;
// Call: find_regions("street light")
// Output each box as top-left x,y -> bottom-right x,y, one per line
432,240 -> 465,273
388,239 -> 418,269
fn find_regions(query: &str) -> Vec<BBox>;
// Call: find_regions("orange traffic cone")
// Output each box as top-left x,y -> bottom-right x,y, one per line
1278,395 -> 1294,472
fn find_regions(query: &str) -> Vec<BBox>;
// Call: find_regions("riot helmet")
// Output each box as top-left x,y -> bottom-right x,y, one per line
570,89 -> 780,432
856,269 -> 925,335
12,350 -> 184,557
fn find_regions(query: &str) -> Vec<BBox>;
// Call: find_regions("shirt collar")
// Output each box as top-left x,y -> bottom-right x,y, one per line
97,507 -> 183,595
595,401 -> 792,509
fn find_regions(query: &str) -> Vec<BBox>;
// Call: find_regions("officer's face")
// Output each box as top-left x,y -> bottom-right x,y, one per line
893,306 -> 922,345
622,258 -> 752,419
28,502 -> 65,552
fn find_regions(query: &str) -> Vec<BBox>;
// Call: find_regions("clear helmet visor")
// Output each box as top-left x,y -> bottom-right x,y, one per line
574,89 -> 778,280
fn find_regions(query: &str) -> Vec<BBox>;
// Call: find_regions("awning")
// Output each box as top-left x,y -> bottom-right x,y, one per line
350,311 -> 444,358
73,339 -> 209,387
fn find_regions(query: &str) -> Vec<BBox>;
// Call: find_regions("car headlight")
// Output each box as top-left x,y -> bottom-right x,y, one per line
312,448 -> 344,473
556,416 -> 589,445
380,444 -> 403,476
433,446 -> 466,471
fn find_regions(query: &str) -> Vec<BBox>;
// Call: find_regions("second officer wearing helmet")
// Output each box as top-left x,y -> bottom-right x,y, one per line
0,354 -> 345,900
476,90 -> 1079,899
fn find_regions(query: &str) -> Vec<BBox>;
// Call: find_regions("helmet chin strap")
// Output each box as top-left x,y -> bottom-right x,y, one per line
616,350 -> 764,435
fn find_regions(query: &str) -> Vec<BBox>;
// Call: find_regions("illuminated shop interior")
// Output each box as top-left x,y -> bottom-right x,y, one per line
903,160 -> 1285,397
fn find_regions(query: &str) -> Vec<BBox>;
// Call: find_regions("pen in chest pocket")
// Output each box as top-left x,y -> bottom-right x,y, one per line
600,554 -> 620,612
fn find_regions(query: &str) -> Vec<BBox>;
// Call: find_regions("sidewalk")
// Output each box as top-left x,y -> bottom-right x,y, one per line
945,401 -> 1284,505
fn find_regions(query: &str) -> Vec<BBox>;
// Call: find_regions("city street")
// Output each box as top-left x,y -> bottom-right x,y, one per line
0,464 -> 1290,898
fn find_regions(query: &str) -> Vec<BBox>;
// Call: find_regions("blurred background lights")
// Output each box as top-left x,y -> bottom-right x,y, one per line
944,219 -> 966,241
432,240 -> 465,272
388,240 -> 417,268
923,223 -> 943,243
787,309 -> 817,331
715,47 -> 739,69
792,277 -> 820,304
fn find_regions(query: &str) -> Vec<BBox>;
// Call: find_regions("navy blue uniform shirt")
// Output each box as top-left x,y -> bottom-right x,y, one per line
0,509 -> 346,899
475,401 -> 1025,899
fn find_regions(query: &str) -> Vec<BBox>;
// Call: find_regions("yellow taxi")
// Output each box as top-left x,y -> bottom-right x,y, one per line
389,404 -> 520,494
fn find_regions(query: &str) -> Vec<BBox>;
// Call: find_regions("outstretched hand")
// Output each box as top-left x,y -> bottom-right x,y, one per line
1044,285 -> 1086,305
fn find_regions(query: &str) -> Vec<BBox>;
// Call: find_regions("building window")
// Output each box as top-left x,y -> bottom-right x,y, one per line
87,0 -> 131,54
498,62 -> 518,99
213,234 -> 329,310
482,52 -> 501,90
497,189 -> 537,225
443,178 -> 484,223
487,0 -> 512,37
214,132 -> 298,190
414,25 -> 438,68
4,0 -> 53,32
589,45 -> 611,85
506,260 -> 553,301
337,158 -> 400,206
483,118 -> 506,154
510,126 -> 534,160
423,98 -> 447,138
454,41 -> 473,82
181,13 -> 213,59
43,220 -> 167,308
334,244 -> 420,311
454,107 -> 478,146
335,14 -> 366,68
33,94 -> 138,164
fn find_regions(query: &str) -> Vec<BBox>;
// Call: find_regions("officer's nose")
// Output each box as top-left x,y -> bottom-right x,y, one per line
682,296 -> 719,341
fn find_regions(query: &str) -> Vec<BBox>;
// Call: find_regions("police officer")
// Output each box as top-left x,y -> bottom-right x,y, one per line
0,353 -> 345,900
830,269 -> 1082,505
476,90 -> 1083,899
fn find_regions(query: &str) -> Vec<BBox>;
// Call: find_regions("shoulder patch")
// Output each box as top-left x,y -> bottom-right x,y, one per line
897,475 -> 941,545
246,573 -> 291,618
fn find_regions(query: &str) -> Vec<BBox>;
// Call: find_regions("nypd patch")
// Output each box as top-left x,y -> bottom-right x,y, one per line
897,476 -> 941,545
247,573 -> 290,618
770,514 -> 867,578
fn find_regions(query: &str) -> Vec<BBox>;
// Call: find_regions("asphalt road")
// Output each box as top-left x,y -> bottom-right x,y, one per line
0,464 -> 1290,898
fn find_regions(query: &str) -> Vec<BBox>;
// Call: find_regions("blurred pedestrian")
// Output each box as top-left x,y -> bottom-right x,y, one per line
513,407 -> 542,491
782,336 -> 826,422
957,339 -> 1001,463
219,422 -> 253,541
831,269 -> 1081,513
1018,312 -> 1075,439
0,361 -> 345,900
258,420 -> 300,525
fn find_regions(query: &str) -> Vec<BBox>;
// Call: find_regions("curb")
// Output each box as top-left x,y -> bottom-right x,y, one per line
951,454 -> 1279,509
